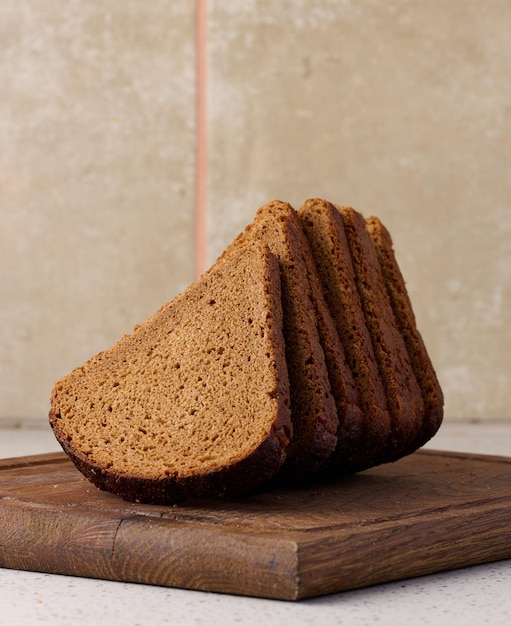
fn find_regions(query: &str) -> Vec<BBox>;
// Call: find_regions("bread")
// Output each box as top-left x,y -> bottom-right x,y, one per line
299,199 -> 437,466
298,199 -> 392,469
221,200 -> 338,478
365,215 -> 444,452
337,205 -> 424,459
291,210 -> 365,475
49,198 -> 443,503
49,242 -> 292,504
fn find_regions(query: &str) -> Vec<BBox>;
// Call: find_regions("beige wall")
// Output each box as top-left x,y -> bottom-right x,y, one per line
0,1 -> 196,420
1,1 -> 510,423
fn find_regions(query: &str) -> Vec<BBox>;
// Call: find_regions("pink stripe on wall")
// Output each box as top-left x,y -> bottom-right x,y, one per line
195,0 -> 208,278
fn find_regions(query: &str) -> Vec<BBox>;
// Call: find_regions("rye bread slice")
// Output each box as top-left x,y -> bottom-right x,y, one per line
337,206 -> 424,460
49,242 -> 291,504
298,199 -> 391,469
365,216 -> 444,451
222,201 -> 338,479
294,203 -> 364,473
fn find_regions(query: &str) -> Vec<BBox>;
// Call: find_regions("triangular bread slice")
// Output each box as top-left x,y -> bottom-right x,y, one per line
221,201 -> 338,478
337,205 -> 424,461
365,216 -> 444,451
288,204 -> 365,474
49,242 -> 292,504
298,199 -> 391,469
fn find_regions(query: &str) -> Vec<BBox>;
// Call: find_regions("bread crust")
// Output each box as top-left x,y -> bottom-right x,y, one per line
299,199 -> 391,469
221,201 -> 339,479
365,216 -> 444,452
337,205 -> 424,461
50,416 -> 288,503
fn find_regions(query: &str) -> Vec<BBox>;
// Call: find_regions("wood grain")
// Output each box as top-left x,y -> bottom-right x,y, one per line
1,449 -> 510,600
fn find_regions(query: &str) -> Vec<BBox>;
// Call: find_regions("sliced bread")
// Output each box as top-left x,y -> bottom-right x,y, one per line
49,198 -> 444,504
298,199 -> 391,469
365,216 -> 444,451
222,201 -> 338,478
337,205 -> 424,460
49,242 -> 292,504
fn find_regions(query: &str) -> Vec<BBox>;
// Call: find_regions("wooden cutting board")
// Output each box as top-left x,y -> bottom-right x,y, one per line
1,449 -> 510,600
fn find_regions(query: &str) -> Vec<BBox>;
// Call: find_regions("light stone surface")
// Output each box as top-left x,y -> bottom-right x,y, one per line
1,562 -> 510,626
207,0 -> 511,421
0,2 -> 196,419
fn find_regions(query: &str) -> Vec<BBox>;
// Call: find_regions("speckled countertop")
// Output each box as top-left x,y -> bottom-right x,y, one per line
1,421 -> 510,626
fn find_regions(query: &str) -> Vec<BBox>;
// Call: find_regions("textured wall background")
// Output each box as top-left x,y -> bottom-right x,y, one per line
206,0 -> 511,422
0,1 -> 196,420
1,1 -> 510,423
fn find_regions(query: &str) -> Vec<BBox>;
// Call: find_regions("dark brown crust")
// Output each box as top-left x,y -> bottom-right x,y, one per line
297,200 -> 368,473
49,410 -> 287,503
365,216 -> 444,452
220,201 -> 338,479
299,199 -> 391,469
338,206 -> 424,461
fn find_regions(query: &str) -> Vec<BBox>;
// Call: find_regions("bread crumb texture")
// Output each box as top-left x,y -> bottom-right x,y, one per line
50,242 -> 291,501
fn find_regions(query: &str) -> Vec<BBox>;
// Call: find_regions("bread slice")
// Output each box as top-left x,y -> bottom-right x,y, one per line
365,216 -> 444,451
337,206 -> 424,461
298,199 -> 391,469
222,201 -> 338,478
296,219 -> 366,475
49,242 -> 292,504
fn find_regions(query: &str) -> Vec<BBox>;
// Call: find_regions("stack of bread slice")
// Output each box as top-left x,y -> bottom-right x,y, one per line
49,199 -> 443,504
